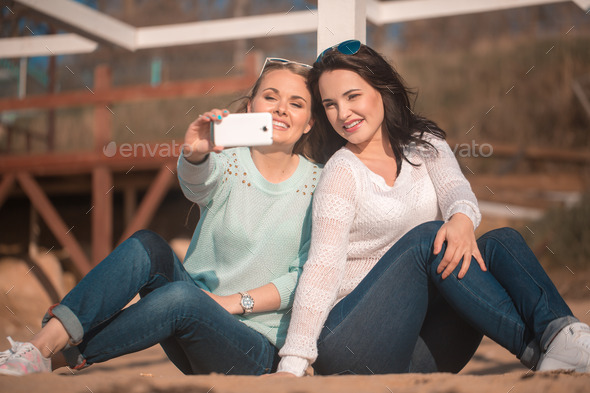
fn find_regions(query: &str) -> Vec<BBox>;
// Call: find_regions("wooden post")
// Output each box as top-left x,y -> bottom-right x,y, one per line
0,174 -> 15,210
28,203 -> 39,258
92,64 -> 114,265
16,172 -> 91,276
92,166 -> 113,265
93,65 -> 112,152
5,127 -> 12,153
47,26 -> 56,152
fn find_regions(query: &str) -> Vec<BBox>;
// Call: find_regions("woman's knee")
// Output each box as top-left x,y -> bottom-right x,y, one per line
414,221 -> 444,234
137,282 -> 211,334
129,229 -> 175,269
159,281 -> 200,300
410,221 -> 445,251
153,282 -> 206,313
129,229 -> 169,252
480,227 -> 524,245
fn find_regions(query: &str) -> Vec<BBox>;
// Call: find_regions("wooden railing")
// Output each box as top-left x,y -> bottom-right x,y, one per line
0,54 -> 258,276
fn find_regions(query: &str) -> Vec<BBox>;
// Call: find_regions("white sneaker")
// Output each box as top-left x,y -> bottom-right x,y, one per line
1,338 -> 24,364
0,337 -> 51,376
537,322 -> 590,372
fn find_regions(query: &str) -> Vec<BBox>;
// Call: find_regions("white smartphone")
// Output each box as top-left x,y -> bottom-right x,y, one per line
210,113 -> 273,147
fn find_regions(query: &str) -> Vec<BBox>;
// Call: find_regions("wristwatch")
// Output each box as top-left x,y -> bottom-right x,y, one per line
239,292 -> 255,314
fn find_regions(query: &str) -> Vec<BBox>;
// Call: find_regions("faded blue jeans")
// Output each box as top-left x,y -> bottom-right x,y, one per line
42,230 -> 279,375
313,221 -> 577,375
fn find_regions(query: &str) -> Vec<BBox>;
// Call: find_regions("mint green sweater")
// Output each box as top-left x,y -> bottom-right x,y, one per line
177,147 -> 321,347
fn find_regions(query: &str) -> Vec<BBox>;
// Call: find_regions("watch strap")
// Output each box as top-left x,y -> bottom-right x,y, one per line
239,291 -> 254,314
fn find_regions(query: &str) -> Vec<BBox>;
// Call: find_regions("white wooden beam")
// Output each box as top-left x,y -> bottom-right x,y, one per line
367,0 -> 575,25
10,0 -> 588,56
0,34 -> 98,59
14,0 -> 136,50
136,10 -> 317,49
572,0 -> 590,10
317,0 -> 366,56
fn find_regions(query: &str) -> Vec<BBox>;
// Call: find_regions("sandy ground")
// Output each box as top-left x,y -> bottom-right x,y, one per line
0,299 -> 588,393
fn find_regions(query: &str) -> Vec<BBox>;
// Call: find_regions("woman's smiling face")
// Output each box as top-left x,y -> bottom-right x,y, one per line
318,69 -> 385,148
248,69 -> 313,149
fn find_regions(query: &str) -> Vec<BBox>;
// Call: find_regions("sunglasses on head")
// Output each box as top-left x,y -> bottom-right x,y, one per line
258,57 -> 312,78
315,39 -> 362,63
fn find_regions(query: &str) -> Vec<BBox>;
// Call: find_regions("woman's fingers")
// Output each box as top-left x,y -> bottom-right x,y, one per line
432,227 -> 446,255
473,248 -> 487,272
442,251 -> 462,279
457,251 -> 472,279
186,109 -> 231,153
439,246 -> 486,280
200,108 -> 225,122
194,109 -> 228,130
202,109 -> 229,149
434,216 -> 486,280
261,372 -> 297,378
437,242 -> 458,276
437,239 -> 471,279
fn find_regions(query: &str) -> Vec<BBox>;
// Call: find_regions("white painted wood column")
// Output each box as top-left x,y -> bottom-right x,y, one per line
317,0 -> 367,57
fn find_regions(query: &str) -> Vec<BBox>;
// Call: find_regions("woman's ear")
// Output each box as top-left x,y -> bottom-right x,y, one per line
246,100 -> 252,113
303,118 -> 314,134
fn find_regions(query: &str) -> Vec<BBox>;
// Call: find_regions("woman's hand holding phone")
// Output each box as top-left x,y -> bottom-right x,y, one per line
183,108 -> 229,164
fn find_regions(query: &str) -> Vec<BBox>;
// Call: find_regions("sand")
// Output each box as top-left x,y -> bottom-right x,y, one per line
1,300 -> 588,393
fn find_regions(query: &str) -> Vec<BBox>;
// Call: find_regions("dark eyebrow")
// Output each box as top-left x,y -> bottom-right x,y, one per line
344,88 -> 361,95
322,88 -> 361,104
262,87 -> 308,103
292,95 -> 308,103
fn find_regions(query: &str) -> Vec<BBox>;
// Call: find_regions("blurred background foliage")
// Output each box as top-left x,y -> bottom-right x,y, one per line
524,192 -> 590,269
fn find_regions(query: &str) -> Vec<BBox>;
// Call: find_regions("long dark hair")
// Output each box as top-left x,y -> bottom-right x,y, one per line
309,44 -> 446,171
233,61 -> 322,162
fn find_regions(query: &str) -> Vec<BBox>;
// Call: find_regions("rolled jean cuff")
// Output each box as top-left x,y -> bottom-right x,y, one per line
519,340 -> 542,369
41,303 -> 85,346
519,315 -> 579,369
540,315 -> 579,351
62,346 -> 88,369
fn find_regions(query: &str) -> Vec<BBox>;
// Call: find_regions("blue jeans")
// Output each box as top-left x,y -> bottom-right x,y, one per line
313,221 -> 577,375
42,230 -> 279,375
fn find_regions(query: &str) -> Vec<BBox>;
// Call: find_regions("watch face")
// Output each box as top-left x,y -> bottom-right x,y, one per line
241,296 -> 254,309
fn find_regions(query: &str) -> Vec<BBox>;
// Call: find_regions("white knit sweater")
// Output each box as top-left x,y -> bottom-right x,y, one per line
277,136 -> 481,376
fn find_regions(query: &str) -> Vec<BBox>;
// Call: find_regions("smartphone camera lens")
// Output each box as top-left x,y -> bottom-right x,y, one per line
262,126 -> 268,132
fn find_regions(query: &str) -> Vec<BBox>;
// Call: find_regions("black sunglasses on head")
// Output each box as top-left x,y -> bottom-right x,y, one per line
315,39 -> 362,63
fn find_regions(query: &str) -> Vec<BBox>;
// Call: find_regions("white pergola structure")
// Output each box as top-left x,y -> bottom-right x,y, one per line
1,0 -> 589,60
